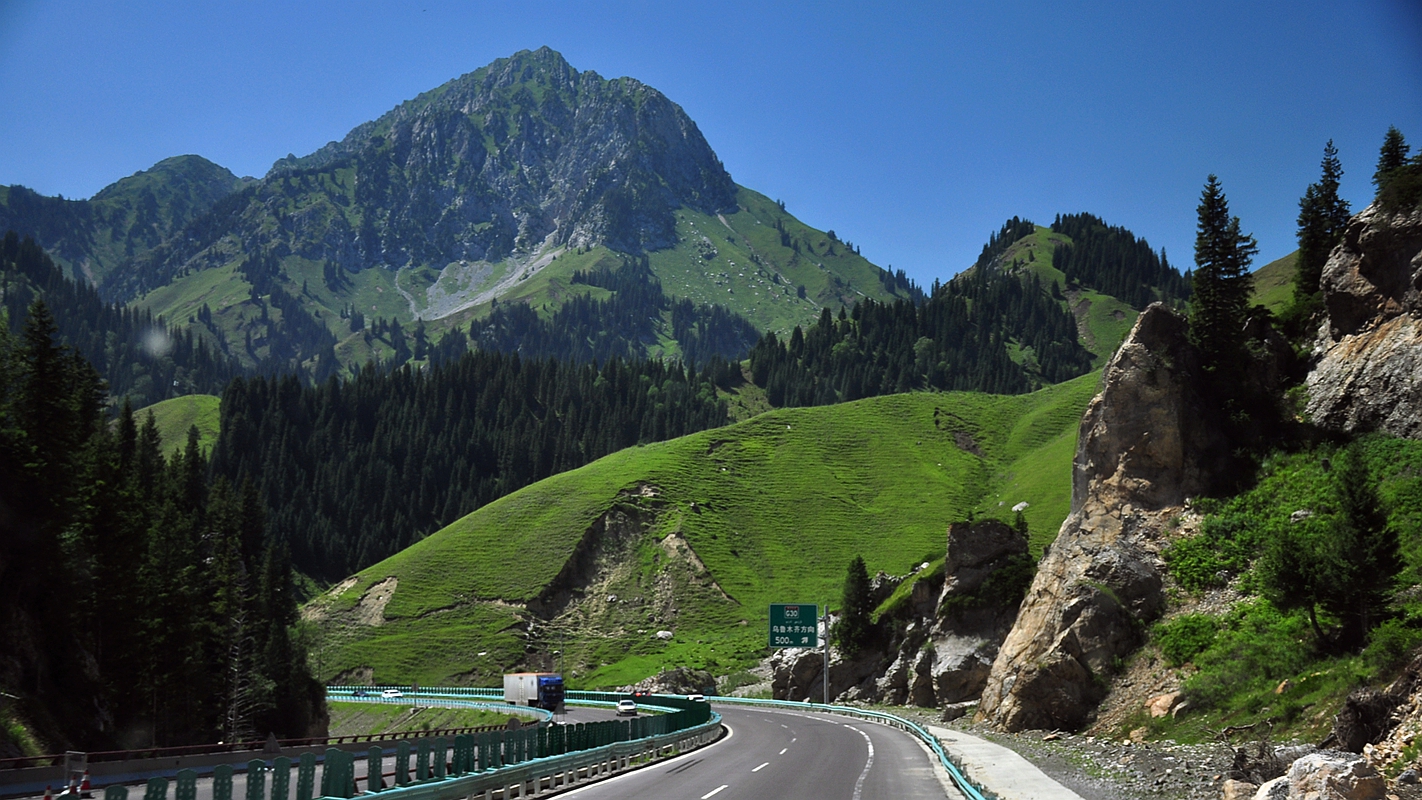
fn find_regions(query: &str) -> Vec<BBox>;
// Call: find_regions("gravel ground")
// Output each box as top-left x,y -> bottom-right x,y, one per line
892,707 -> 1242,800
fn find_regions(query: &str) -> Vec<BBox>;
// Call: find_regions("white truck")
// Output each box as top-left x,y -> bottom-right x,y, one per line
503,672 -> 565,710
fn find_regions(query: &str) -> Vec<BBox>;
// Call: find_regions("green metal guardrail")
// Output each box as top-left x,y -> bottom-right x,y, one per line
87,692 -> 719,800
702,695 -> 994,800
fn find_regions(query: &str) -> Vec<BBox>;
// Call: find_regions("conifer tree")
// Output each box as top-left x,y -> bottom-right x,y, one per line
1292,141 -> 1351,314
832,555 -> 873,657
1374,126 -> 1411,192
1188,175 -> 1256,377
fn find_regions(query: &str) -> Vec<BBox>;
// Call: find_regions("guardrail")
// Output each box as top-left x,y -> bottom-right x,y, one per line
704,696 -> 995,800
11,693 -> 721,800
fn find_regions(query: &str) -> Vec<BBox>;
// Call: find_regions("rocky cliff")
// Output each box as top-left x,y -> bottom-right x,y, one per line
1307,200 -> 1422,439
976,304 -> 1234,731
768,518 -> 1031,710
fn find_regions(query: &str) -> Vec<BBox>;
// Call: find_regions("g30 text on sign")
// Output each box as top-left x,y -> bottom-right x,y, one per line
769,603 -> 819,648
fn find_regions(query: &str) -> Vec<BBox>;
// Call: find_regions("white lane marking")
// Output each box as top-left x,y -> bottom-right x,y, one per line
778,748 -> 787,755
780,723 -> 788,728
701,785 -> 728,798
791,737 -> 797,743
843,725 -> 875,800
752,762 -> 769,772
558,722 -> 734,796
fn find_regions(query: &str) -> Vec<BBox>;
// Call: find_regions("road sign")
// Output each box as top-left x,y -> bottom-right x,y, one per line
769,603 -> 819,648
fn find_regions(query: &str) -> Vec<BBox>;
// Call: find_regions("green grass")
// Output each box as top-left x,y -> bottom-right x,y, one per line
1252,251 -> 1299,315
135,394 -> 221,455
312,372 -> 1099,688
327,701 -> 514,737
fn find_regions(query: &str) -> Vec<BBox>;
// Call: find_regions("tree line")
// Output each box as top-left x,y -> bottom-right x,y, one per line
471,256 -> 761,368
1,231 -> 246,407
0,300 -> 319,749
1050,213 -> 1190,309
210,351 -> 735,581
746,254 -> 1094,407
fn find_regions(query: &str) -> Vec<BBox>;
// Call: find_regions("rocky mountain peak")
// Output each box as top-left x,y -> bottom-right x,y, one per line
250,47 -> 734,273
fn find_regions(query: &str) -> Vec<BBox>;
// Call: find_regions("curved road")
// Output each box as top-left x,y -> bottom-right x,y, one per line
561,703 -> 961,800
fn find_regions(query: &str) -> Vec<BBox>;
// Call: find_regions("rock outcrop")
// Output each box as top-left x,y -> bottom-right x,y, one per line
977,304 -> 1233,731
1307,201 -> 1422,439
770,519 -> 1029,707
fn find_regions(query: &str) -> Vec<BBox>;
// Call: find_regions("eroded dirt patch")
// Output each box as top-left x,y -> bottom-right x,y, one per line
355,577 -> 399,626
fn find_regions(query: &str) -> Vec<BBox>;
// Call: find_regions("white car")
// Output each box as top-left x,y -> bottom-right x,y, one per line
380,688 -> 404,699
685,694 -> 705,702
615,699 -> 638,716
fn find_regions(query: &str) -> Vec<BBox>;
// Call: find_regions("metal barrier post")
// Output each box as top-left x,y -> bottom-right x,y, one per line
271,757 -> 290,800
213,765 -> 233,800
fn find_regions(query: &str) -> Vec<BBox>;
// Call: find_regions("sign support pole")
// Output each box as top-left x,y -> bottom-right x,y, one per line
822,604 -> 829,705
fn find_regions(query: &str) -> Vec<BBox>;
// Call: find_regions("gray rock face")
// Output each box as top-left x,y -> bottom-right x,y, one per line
941,519 -> 1028,597
1307,201 -> 1422,440
977,305 -> 1229,731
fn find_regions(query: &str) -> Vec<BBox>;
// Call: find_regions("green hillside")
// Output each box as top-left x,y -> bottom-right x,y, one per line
1252,250 -> 1298,315
137,394 -> 221,455
966,224 -> 1139,366
306,372 -> 1099,689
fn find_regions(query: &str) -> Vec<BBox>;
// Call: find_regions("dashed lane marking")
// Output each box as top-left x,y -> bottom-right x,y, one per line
752,762 -> 769,773
779,748 -> 787,755
701,784 -> 728,799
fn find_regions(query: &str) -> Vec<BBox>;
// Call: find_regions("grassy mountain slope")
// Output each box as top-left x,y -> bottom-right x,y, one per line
1252,250 -> 1298,315
136,394 -> 221,455
306,371 -> 1099,688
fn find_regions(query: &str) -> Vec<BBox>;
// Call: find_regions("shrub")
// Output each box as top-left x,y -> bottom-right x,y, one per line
1184,600 -> 1317,709
1154,614 -> 1219,667
1363,619 -> 1422,672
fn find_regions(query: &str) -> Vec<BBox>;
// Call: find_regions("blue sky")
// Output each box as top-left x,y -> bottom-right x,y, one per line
1,0 -> 1419,287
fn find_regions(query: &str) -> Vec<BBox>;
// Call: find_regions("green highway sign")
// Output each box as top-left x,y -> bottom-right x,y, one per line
769,603 -> 819,648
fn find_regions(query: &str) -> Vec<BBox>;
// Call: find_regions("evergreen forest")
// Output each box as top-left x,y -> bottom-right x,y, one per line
0,300 -> 320,749
211,352 -> 735,581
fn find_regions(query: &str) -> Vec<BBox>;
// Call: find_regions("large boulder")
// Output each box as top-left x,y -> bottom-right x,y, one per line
1307,201 -> 1422,439
1286,752 -> 1386,800
977,305 -> 1230,731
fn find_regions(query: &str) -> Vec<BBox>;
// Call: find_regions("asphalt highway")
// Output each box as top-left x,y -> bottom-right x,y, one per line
558,703 -> 961,800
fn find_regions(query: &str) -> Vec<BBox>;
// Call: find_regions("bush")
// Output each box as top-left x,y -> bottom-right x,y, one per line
1154,614 -> 1219,667
1363,619 -> 1422,672
1184,600 -> 1318,709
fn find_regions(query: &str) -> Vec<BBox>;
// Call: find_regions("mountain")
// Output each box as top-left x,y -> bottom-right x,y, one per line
1251,250 -> 1299,315
0,155 -> 250,285
77,48 -> 914,373
302,372 -> 1099,688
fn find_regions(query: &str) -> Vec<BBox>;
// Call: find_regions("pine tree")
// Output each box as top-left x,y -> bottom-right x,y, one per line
832,555 -> 873,657
1291,141 -> 1351,320
1189,175 -> 1257,376
1374,126 -> 1410,192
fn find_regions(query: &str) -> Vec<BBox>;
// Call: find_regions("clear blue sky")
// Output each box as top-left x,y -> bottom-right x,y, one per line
2,0 -> 1419,287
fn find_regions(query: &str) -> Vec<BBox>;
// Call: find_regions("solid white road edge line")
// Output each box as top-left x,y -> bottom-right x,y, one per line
844,725 -> 875,800
556,721 -> 734,797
